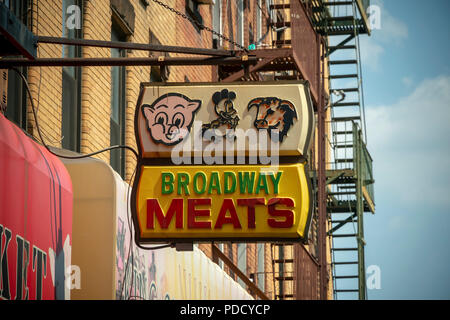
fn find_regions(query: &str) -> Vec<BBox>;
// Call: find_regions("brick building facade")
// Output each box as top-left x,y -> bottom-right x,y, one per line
2,0 -> 332,300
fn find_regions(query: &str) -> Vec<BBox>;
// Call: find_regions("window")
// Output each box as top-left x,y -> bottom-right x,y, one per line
217,243 -> 224,269
5,0 -> 30,129
257,243 -> 265,292
3,0 -> 29,25
186,0 -> 204,33
212,0 -> 222,48
6,68 -> 27,129
61,0 -> 82,151
237,243 -> 247,288
228,243 -> 235,279
236,0 -> 244,46
256,0 -> 262,44
249,23 -> 254,46
110,24 -> 126,177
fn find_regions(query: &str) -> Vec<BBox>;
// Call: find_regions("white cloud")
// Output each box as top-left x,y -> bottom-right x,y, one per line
401,76 -> 413,87
387,215 -> 408,231
360,36 -> 385,71
371,0 -> 408,44
366,75 -> 450,210
360,0 -> 408,71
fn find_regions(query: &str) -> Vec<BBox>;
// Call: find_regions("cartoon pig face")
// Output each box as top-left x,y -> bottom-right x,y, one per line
142,93 -> 201,146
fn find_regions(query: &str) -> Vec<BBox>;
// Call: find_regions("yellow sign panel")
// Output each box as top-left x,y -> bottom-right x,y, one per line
134,163 -> 312,241
131,81 -> 315,243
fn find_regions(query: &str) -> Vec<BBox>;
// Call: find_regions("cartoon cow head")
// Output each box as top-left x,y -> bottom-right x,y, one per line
142,93 -> 201,146
247,97 -> 297,142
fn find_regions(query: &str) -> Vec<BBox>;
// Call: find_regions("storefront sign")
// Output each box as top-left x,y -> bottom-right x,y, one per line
132,82 -> 314,243
134,164 -> 311,241
135,81 -> 314,159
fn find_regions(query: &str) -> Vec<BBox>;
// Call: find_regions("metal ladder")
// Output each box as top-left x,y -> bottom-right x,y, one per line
324,0 -> 368,300
266,0 -> 371,300
271,243 -> 295,300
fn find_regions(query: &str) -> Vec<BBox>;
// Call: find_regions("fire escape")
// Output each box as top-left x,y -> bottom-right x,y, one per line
220,0 -> 323,300
220,0 -> 374,300
315,0 -> 375,300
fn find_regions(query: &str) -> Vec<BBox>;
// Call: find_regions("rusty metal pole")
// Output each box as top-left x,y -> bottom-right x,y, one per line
0,56 -> 258,68
36,35 -> 233,57
317,36 -> 328,300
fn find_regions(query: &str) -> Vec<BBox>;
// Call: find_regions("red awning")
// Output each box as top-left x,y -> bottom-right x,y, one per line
0,113 -> 72,300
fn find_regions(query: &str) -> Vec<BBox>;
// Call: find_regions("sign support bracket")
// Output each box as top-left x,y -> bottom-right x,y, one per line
211,244 -> 270,300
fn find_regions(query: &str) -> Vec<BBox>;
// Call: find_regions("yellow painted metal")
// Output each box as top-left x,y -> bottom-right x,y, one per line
135,163 -> 311,241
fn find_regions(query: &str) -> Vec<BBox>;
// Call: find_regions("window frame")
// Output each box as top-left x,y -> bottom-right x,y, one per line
61,0 -> 82,152
237,243 -> 247,288
236,0 -> 245,46
256,0 -> 262,44
257,243 -> 265,292
185,0 -> 204,33
4,0 -> 30,130
110,23 -> 127,178
212,0 -> 222,48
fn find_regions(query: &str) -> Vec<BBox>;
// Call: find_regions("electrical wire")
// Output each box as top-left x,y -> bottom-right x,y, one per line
12,67 -> 175,300
11,67 -> 140,161
120,166 -> 173,300
120,164 -> 137,300
136,243 -> 174,251
27,2 -> 64,145
150,0 -> 248,52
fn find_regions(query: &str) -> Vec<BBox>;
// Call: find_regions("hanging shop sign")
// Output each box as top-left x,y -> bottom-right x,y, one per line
136,81 -> 315,159
132,81 -> 314,243
134,164 -> 312,241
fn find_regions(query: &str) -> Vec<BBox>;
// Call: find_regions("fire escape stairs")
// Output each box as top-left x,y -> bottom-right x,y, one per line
265,0 -> 374,300
318,0 -> 371,300
220,0 -> 374,300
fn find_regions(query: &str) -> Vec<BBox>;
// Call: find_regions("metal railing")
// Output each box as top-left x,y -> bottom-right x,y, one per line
353,121 -> 374,208
326,120 -> 374,206
361,138 -> 374,203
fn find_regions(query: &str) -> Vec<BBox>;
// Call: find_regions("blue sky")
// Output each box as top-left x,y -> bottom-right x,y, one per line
359,0 -> 450,299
